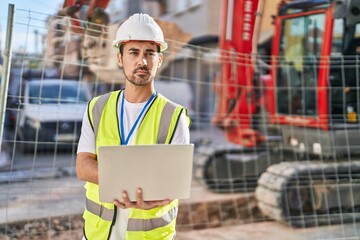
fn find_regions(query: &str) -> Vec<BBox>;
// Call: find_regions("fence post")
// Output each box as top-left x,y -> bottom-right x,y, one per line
0,4 -> 15,152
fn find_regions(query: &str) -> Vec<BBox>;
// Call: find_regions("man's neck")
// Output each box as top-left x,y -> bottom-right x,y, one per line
123,84 -> 155,103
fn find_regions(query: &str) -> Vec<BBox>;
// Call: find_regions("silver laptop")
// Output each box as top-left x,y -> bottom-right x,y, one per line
98,144 -> 194,203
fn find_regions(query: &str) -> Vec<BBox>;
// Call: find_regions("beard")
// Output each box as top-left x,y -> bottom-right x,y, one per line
124,66 -> 154,86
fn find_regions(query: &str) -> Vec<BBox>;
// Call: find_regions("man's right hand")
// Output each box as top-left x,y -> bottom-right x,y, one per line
113,188 -> 171,210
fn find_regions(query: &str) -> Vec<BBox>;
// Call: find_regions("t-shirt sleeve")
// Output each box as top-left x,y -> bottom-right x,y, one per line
77,106 -> 96,154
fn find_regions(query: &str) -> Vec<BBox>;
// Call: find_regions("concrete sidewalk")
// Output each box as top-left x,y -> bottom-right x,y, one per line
0,176 -> 85,224
0,176 -> 359,239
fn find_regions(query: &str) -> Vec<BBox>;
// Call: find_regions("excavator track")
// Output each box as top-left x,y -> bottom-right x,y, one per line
255,160 -> 360,227
194,145 -> 279,193
194,145 -> 255,192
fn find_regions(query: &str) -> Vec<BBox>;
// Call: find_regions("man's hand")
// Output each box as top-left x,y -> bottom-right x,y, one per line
113,188 -> 171,210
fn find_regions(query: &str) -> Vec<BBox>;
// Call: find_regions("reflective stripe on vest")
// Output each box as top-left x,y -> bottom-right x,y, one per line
86,198 -> 114,222
127,206 -> 178,231
157,100 -> 177,144
85,198 -> 179,231
91,92 -> 111,135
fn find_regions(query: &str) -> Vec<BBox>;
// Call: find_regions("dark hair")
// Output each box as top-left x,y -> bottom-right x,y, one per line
119,44 -> 125,55
118,44 -> 161,55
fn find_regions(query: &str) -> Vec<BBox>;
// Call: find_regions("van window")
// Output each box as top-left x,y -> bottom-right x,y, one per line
29,83 -> 88,104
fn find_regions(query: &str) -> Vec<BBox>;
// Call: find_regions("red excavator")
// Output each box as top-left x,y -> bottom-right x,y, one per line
196,0 -> 360,227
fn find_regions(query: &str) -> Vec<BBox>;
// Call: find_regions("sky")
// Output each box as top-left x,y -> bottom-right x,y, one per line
1,0 -> 64,53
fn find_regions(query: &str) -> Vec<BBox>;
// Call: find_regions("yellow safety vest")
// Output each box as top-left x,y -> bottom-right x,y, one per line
82,90 -> 191,240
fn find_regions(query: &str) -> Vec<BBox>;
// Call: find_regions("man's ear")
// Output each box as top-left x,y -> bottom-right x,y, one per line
158,53 -> 163,68
117,52 -> 123,67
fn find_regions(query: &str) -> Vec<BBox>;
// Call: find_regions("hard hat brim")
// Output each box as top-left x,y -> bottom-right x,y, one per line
112,39 -> 168,52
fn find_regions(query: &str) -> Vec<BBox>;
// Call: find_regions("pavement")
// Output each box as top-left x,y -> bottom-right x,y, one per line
176,221 -> 360,240
0,175 -> 84,224
1,176 -> 360,239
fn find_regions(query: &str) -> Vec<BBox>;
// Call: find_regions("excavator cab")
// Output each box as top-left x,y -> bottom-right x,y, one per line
270,0 -> 360,157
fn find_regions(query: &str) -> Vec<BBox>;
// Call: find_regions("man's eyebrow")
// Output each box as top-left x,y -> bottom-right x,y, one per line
127,48 -> 156,52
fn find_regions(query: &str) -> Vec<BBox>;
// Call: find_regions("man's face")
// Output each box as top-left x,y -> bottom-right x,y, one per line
117,41 -> 163,86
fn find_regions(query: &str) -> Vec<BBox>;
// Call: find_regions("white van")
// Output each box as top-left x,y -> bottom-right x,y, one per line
16,79 -> 91,152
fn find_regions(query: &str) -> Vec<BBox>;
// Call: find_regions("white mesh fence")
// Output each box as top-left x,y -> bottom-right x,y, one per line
0,6 -> 359,240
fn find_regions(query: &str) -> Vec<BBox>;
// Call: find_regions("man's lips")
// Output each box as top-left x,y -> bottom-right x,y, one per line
135,70 -> 149,75
134,66 -> 149,74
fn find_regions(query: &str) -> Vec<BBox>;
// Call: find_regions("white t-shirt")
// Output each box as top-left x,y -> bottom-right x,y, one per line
78,92 -> 190,240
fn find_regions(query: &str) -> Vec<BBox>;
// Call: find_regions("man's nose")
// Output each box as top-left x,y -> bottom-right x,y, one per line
137,56 -> 147,66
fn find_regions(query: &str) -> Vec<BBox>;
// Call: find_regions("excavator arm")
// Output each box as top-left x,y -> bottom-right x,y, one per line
61,0 -> 110,34
212,0 -> 262,147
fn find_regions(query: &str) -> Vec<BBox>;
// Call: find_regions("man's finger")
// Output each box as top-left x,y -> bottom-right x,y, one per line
136,188 -> 144,207
122,191 -> 132,207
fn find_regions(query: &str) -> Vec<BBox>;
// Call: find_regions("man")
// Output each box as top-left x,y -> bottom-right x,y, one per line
76,13 -> 191,239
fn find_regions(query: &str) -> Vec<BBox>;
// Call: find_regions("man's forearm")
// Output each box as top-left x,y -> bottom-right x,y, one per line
76,152 -> 99,184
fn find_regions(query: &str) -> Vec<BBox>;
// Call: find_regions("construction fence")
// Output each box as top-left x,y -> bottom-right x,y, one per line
0,5 -> 359,240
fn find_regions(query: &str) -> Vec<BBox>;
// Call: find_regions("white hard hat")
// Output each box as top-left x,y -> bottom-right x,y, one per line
112,13 -> 168,52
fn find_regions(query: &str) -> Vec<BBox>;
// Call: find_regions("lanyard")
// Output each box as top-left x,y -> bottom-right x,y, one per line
119,91 -> 156,145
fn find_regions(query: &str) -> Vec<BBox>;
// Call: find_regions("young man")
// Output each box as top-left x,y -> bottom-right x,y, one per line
76,13 -> 191,239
